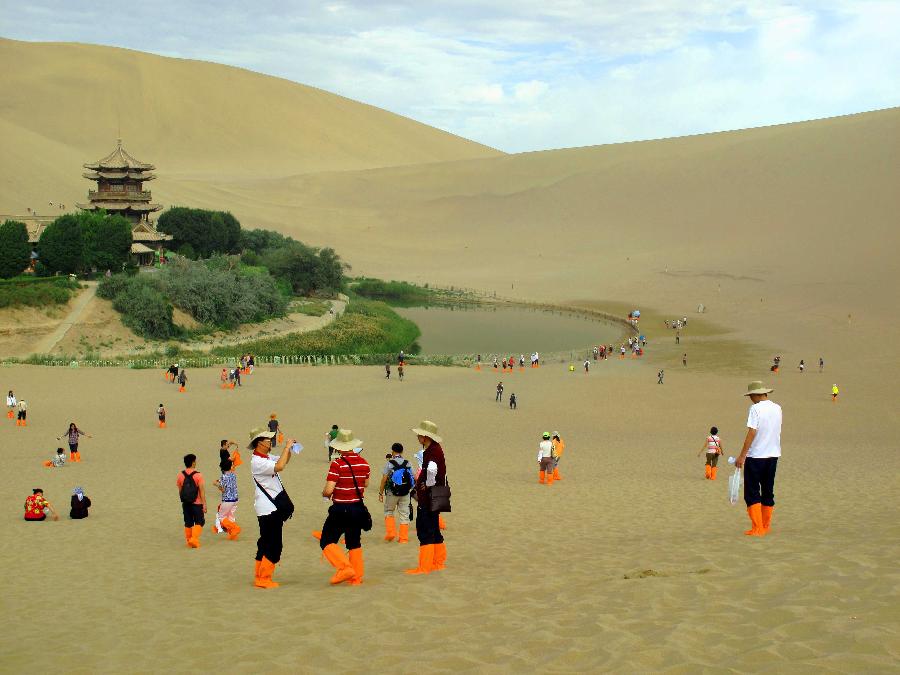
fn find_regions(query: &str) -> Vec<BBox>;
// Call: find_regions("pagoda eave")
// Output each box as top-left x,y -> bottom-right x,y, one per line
77,202 -> 163,212
82,170 -> 156,181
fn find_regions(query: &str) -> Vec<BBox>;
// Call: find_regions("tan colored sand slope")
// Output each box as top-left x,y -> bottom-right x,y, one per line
1,358 -> 897,671
0,38 -> 500,212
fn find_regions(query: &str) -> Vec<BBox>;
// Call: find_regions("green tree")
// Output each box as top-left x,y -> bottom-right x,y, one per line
158,207 -> 241,258
38,214 -> 84,274
0,220 -> 31,279
81,212 -> 132,272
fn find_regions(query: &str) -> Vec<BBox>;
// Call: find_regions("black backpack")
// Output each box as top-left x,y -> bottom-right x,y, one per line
387,459 -> 413,496
179,470 -> 199,504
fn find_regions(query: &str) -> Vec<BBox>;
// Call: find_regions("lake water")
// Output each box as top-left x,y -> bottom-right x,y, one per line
394,304 -> 624,356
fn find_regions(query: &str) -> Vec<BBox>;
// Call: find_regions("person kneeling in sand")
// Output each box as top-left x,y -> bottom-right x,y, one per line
70,487 -> 91,519
43,448 -> 67,468
24,488 -> 59,521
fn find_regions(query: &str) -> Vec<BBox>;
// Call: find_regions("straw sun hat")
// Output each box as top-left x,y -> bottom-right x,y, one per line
743,380 -> 774,396
247,427 -> 276,449
412,420 -> 442,443
330,429 -> 363,453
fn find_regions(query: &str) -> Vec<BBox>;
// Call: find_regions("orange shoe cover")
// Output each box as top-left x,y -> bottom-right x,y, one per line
710,466 -> 717,480
405,544 -> 435,575
347,548 -> 364,585
744,503 -> 765,536
322,544 -> 357,584
432,543 -> 446,570
705,465 -> 711,479
311,530 -> 322,540
384,516 -> 397,542
223,519 -> 241,540
43,460 -> 53,467
188,525 -> 202,547
184,527 -> 193,546
398,523 -> 409,543
539,470 -> 546,484
438,515 -> 447,530
761,505 -> 774,533
254,557 -> 279,588
546,472 -> 554,486
553,468 -> 562,480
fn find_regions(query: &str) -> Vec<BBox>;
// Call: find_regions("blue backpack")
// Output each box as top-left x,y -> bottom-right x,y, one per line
387,459 -> 413,496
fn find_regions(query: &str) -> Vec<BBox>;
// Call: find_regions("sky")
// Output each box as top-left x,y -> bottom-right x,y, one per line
2,1 -> 899,152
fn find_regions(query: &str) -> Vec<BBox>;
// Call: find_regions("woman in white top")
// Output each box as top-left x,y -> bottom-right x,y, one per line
249,427 -> 296,589
6,391 -> 16,420
698,426 -> 723,480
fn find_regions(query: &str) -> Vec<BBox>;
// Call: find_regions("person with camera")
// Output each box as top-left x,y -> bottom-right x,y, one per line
319,429 -> 370,586
249,427 -> 296,589
378,443 -> 414,543
406,420 -> 448,575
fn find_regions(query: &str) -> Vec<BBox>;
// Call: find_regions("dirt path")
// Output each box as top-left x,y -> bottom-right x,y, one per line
30,281 -> 98,355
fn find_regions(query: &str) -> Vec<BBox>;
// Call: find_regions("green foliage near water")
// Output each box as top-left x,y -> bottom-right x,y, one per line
210,295 -> 420,357
158,207 -> 242,258
0,220 -> 31,279
0,276 -> 79,308
98,274 -> 176,339
351,278 -> 436,305
160,256 -> 288,329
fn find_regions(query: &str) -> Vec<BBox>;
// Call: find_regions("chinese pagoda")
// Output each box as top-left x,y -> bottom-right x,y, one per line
77,140 -> 172,264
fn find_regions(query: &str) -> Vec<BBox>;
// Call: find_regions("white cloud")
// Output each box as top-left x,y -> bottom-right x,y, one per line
1,1 -> 898,151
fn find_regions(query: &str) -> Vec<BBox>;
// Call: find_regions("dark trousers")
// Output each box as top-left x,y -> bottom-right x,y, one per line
182,503 -> 205,528
319,502 -> 365,551
415,506 -> 444,546
256,512 -> 284,563
744,457 -> 778,507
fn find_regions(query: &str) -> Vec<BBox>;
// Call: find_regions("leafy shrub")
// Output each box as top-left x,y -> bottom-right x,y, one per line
158,207 -> 241,258
0,220 -> 31,279
258,242 -> 346,296
110,276 -> 176,339
38,214 -> 84,274
352,278 -> 434,305
0,276 -> 78,308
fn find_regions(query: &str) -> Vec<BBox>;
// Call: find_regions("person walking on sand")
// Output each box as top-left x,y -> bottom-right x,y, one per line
538,432 -> 555,485
212,456 -> 241,540
178,369 -> 188,391
819,357 -> 825,373
683,353 -> 688,367
832,383 -> 839,402
250,427 -> 297,589
398,362 -> 404,381
551,432 -> 565,481
735,381 -> 782,537
326,424 -> 339,462
496,381 -> 504,402
58,422 -> 91,463
267,414 -> 281,448
584,359 -> 590,373
406,420 -> 448,575
16,399 -> 27,427
157,403 -> 167,428
319,429 -> 369,585
698,426 -> 723,480
509,392 -> 517,410
658,369 -> 664,384
177,453 -> 207,548
6,390 -> 16,420
378,442 -> 414,544
385,362 -> 391,379
70,487 -> 91,519
798,359 -> 805,373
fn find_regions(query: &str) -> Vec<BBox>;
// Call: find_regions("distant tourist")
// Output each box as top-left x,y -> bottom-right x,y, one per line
584,359 -> 590,373
325,424 -> 339,462
42,448 -> 67,468
177,453 -> 207,549
70,487 -> 92,519
398,362 -> 404,381
267,414 -> 281,448
385,362 -> 391,379
538,432 -> 555,485
509,392 -> 517,409
495,381 -> 504,402
16,399 -> 27,427
658,369 -> 664,384
832,383 -> 839,403
178,369 -> 188,391
683,353 -> 687,367
157,403 -> 167,428
551,432 -> 565,481
698,426 -> 722,480
58,422 -> 91,463
798,359 -> 805,373
6,390 -> 16,420
819,357 -> 825,373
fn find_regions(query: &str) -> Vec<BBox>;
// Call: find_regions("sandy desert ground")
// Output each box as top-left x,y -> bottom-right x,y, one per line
1,38 -> 899,672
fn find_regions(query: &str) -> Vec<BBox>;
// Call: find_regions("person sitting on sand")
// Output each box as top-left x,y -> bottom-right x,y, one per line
70,487 -> 91,519
698,426 -> 723,480
24,488 -> 59,521
43,448 -> 67,468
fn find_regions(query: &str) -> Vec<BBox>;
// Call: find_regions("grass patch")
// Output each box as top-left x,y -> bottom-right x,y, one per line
291,298 -> 330,317
0,276 -> 79,308
209,294 -> 420,358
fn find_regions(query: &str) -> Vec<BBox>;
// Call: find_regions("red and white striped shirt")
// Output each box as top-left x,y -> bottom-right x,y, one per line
706,435 -> 721,454
327,453 -> 370,503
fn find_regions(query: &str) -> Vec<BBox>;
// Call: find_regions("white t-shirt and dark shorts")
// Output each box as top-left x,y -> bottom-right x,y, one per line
744,399 -> 782,508
252,452 -> 287,563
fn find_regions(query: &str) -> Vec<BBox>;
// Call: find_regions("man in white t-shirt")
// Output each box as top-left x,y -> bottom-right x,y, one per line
735,381 -> 782,537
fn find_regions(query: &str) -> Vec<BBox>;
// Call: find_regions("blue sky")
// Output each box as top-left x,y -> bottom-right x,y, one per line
2,1 -> 898,152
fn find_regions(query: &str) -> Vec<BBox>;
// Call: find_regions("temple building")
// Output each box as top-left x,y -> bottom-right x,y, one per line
76,140 -> 172,265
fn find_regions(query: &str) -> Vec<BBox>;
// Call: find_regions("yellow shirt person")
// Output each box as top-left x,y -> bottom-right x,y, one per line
551,433 -> 565,481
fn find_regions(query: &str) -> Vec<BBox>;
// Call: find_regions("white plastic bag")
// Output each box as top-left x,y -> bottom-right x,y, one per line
728,468 -> 742,505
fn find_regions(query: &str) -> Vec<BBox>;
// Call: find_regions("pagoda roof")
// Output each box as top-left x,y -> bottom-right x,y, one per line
83,170 -> 156,181
76,201 -> 162,212
84,140 -> 155,171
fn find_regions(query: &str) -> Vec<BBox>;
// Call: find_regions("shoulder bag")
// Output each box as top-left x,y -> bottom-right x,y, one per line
429,476 -> 451,513
253,473 -> 294,521
342,458 -> 373,531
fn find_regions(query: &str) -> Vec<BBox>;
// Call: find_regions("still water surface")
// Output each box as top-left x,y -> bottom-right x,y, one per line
395,305 -> 623,356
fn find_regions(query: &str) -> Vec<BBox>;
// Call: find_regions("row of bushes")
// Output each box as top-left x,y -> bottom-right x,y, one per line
209,295 -> 420,358
351,278 -> 435,305
98,256 -> 288,338
0,276 -> 79,308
